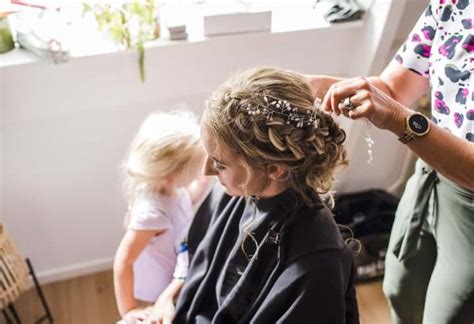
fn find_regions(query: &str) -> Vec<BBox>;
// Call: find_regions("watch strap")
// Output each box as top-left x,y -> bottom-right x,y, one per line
398,132 -> 415,144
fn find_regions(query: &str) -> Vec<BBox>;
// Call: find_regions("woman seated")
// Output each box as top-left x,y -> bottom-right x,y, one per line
147,67 -> 359,324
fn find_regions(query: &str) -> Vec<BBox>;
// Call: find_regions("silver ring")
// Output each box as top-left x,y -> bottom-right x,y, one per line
343,97 -> 355,110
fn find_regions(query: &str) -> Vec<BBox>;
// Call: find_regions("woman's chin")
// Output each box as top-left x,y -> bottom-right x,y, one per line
221,186 -> 234,195
221,185 -> 238,196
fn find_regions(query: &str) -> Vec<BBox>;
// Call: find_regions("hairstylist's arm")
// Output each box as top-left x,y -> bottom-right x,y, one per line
305,61 -> 427,107
318,63 -> 474,190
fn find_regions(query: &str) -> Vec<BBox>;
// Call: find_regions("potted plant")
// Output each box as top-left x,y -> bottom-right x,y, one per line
0,4 -> 23,54
83,0 -> 160,82
0,15 -> 15,54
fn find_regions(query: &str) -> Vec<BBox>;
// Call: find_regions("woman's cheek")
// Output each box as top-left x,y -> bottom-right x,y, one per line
217,173 -> 226,186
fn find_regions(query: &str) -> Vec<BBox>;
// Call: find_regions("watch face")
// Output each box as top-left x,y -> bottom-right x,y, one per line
409,114 -> 429,135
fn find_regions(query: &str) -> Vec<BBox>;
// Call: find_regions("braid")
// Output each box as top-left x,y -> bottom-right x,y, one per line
268,127 -> 286,152
204,67 -> 348,205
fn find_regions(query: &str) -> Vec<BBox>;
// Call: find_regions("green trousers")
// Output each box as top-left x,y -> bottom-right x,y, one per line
383,160 -> 474,324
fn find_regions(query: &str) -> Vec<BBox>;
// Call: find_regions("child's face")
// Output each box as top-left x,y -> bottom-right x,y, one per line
175,156 -> 205,188
201,125 -> 268,197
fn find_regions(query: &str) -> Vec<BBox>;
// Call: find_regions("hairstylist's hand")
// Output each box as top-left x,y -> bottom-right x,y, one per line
321,77 -> 410,132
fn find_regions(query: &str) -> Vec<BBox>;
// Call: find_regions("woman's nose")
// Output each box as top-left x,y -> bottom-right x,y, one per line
203,156 -> 218,176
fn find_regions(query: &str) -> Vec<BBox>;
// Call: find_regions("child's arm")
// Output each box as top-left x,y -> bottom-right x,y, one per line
144,278 -> 185,324
143,238 -> 188,324
113,229 -> 164,317
186,174 -> 211,205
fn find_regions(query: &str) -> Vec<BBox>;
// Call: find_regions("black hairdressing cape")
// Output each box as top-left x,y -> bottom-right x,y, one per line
175,184 -> 359,324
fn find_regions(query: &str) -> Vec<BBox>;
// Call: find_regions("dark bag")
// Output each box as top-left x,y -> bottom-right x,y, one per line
333,189 -> 399,282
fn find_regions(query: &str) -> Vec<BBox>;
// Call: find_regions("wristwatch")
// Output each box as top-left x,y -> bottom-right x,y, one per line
398,112 -> 430,144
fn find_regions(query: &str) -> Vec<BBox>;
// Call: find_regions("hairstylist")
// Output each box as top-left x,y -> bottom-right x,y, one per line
307,1 -> 474,323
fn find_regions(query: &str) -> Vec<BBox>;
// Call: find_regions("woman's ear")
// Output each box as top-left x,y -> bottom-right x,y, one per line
267,164 -> 287,180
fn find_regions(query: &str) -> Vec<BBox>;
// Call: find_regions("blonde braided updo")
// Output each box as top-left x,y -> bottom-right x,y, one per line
203,67 -> 348,206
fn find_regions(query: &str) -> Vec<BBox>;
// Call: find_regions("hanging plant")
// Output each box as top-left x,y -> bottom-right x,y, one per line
83,0 -> 160,82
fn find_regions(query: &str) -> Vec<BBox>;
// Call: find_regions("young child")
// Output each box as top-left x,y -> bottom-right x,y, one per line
113,110 -> 208,321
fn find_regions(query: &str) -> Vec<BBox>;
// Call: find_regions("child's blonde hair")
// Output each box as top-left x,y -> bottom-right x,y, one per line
123,110 -> 204,221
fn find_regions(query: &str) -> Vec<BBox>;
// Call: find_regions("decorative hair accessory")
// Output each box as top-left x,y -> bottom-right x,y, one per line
364,121 -> 375,165
239,94 -> 322,128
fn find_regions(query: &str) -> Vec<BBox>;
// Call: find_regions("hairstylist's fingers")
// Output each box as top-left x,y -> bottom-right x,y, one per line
348,102 -> 371,120
321,77 -> 357,112
349,89 -> 370,104
330,77 -> 371,114
322,82 -> 337,112
338,89 -> 369,110
322,79 -> 351,113
331,86 -> 344,116
330,78 -> 359,115
324,77 -> 366,114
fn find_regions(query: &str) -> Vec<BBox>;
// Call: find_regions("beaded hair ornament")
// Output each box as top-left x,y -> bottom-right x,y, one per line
233,92 -> 374,163
234,93 -> 322,128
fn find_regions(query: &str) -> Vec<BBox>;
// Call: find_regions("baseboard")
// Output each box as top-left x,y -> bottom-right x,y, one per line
29,257 -> 114,287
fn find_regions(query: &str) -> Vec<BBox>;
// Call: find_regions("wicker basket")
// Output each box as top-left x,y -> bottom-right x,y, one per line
0,224 -> 29,310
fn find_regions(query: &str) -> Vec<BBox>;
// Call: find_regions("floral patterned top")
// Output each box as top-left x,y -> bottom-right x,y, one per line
394,0 -> 473,142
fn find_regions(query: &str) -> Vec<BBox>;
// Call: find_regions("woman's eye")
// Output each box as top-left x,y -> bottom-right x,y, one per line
213,160 -> 226,171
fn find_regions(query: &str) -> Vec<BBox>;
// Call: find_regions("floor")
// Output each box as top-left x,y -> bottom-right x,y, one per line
6,271 -> 392,324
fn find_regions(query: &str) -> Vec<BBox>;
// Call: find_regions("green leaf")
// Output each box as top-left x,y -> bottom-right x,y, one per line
82,3 -> 92,14
84,0 -> 157,83
138,46 -> 145,82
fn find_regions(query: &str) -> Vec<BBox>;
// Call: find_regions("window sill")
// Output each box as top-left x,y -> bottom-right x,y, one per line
0,1 -> 365,69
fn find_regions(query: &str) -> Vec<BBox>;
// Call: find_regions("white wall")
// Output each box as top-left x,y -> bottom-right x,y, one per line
0,0 -> 427,283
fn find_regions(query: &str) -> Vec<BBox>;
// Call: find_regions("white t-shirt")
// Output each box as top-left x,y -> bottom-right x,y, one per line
394,0 -> 473,141
128,188 -> 193,302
